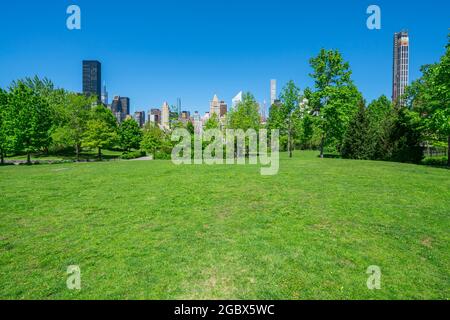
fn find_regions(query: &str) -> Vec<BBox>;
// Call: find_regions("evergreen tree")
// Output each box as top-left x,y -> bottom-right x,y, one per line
341,100 -> 372,159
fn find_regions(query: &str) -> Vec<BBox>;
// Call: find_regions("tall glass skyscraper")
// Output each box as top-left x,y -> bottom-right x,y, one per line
82,60 -> 102,99
392,32 -> 409,105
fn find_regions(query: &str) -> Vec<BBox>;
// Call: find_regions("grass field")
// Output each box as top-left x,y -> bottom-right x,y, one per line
0,151 -> 449,299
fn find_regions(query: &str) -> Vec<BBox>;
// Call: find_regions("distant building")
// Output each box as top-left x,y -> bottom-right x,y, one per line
270,79 -> 277,106
193,111 -> 202,135
82,60 -> 102,99
161,102 -> 170,129
110,96 -> 131,123
120,97 -> 130,115
177,98 -> 182,117
134,111 -> 146,127
392,31 -> 409,106
210,94 -> 220,116
101,81 -> 108,105
181,111 -> 191,120
232,91 -> 243,108
219,101 -> 228,118
148,109 -> 161,124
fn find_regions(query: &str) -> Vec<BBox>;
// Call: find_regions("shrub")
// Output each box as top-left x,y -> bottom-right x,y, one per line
421,156 -> 448,167
120,150 -> 146,160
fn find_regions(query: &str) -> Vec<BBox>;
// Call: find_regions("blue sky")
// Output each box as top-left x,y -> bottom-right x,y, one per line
0,0 -> 449,114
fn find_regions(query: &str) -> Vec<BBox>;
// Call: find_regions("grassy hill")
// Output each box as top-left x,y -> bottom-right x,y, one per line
0,151 -> 449,299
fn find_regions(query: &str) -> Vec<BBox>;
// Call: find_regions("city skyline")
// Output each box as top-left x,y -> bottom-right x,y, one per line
1,1 -> 449,114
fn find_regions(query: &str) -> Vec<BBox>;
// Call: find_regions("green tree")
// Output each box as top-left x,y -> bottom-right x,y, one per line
279,81 -> 301,157
51,92 -> 95,160
186,121 -> 195,135
119,118 -> 143,152
8,82 -> 53,164
406,35 -> 450,166
141,122 -> 166,158
308,49 -> 362,158
341,100 -> 373,159
0,89 -> 12,164
83,106 -> 118,160
205,113 -> 220,130
227,92 -> 261,131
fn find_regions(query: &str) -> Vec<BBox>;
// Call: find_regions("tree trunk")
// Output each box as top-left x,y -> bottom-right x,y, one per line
27,152 -> 31,165
75,144 -> 80,162
319,135 -> 325,159
447,135 -> 450,167
98,147 -> 102,161
0,148 -> 4,165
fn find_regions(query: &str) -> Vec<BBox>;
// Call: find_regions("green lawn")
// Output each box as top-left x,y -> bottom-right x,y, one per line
0,151 -> 449,299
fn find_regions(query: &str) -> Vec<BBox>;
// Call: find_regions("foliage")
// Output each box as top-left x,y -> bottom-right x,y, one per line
341,100 -> 373,159
307,49 -> 362,157
204,113 -> 220,130
120,150 -> 146,160
228,92 -> 261,131
7,81 -> 53,163
83,106 -> 118,159
141,122 -> 169,158
119,118 -> 143,151
406,35 -> 450,165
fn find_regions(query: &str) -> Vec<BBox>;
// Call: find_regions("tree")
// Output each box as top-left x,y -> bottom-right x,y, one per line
279,81 -> 301,157
0,89 -> 11,164
341,100 -> 372,159
119,118 -> 143,152
227,92 -> 261,131
141,122 -> 166,159
406,35 -> 450,166
52,92 -> 95,160
204,113 -> 220,130
186,121 -> 195,135
308,49 -> 362,158
8,82 -> 53,164
83,106 -> 117,160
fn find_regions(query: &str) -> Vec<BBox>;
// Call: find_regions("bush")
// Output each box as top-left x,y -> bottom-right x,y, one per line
120,150 -> 146,160
421,156 -> 448,167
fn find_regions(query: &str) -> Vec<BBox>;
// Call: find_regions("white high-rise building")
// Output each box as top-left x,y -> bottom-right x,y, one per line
232,91 -> 243,108
270,79 -> 277,106
161,101 -> 170,129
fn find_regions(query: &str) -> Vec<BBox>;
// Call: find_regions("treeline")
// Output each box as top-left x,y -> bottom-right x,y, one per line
0,77 -> 177,164
1,36 -> 448,166
266,36 -> 449,166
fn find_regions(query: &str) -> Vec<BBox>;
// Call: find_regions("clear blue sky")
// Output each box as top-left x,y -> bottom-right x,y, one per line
0,0 -> 449,114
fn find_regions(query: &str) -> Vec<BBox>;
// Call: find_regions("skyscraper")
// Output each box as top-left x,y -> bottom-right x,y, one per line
120,97 -> 130,115
232,91 -> 243,108
270,79 -> 277,106
392,31 -> 409,105
101,81 -> 108,105
82,60 -> 102,99
161,102 -> 170,129
177,98 -> 182,117
210,94 -> 220,116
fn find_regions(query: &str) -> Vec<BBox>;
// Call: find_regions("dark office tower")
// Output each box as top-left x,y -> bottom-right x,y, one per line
120,97 -> 130,115
82,61 -> 102,99
392,31 -> 409,106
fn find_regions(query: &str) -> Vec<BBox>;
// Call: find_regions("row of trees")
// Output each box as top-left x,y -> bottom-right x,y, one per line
0,78 -> 168,164
266,35 -> 449,166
